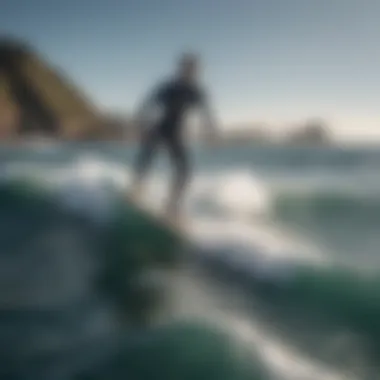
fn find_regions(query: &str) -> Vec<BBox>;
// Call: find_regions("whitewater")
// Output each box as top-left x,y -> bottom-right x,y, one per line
0,142 -> 379,380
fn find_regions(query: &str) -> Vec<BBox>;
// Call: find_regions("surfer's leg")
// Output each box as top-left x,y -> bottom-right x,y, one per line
165,134 -> 190,216
132,129 -> 160,195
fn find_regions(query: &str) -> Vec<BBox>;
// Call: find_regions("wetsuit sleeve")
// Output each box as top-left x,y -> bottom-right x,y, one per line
150,82 -> 169,104
135,82 -> 169,126
197,89 -> 218,137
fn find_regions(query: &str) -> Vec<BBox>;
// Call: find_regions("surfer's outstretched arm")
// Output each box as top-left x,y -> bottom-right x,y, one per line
199,92 -> 218,141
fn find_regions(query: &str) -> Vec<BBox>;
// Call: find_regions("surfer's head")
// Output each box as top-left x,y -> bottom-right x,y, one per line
177,52 -> 200,82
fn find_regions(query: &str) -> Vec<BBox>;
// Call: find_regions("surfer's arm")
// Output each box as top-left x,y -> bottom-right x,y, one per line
134,83 -> 167,128
198,91 -> 218,140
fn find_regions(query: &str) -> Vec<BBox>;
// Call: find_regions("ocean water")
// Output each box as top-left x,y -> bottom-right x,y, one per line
0,142 -> 379,380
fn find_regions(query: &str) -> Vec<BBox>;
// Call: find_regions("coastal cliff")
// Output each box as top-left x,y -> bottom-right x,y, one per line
0,37 -> 103,140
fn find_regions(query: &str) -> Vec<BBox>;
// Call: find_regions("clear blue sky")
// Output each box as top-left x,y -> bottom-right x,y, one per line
1,0 -> 379,139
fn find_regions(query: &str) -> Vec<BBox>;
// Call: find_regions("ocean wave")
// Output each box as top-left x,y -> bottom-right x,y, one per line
1,155 -> 379,379
195,239 -> 380,357
275,191 -> 380,224
0,175 -> 270,380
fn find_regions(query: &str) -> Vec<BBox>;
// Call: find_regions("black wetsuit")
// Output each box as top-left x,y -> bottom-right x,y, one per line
134,77 -> 207,210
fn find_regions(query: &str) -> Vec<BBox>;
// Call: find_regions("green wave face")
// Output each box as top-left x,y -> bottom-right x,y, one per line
0,177 -> 183,312
0,177 -> 264,380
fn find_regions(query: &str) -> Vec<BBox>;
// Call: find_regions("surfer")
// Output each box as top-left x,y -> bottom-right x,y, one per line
132,53 -> 218,218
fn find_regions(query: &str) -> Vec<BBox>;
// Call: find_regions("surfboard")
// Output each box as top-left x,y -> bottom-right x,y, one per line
121,191 -> 191,267
125,191 -> 188,236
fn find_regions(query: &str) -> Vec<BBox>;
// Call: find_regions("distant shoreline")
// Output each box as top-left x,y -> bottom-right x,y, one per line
2,137 -> 380,150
